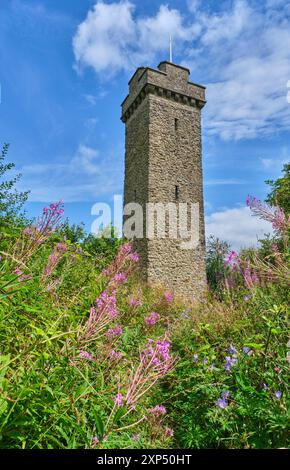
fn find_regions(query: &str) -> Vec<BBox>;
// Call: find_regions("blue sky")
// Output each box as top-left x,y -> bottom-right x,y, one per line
0,0 -> 289,248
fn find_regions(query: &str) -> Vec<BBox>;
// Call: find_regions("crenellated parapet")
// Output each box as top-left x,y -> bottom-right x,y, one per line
121,61 -> 206,123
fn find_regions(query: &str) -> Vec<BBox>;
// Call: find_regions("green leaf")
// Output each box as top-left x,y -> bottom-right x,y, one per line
113,406 -> 126,425
94,415 -> 104,440
244,342 -> 264,350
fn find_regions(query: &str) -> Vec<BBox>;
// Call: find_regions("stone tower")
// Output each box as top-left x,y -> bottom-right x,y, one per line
121,61 -> 207,300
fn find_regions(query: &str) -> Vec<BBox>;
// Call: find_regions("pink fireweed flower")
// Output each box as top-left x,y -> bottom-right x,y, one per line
225,251 -> 239,265
252,270 -> 258,285
128,252 -> 140,262
149,405 -> 167,416
145,312 -> 160,326
13,201 -> 65,266
109,350 -> 123,361
140,339 -> 172,372
164,291 -> 174,303
129,298 -> 142,307
42,242 -> 68,279
79,290 -> 118,345
125,337 -> 174,406
272,207 -> 286,231
120,243 -> 133,255
14,268 -> 32,283
91,436 -> 99,448
79,351 -> 95,361
246,195 -> 289,235
14,268 -> 23,277
112,272 -> 128,286
113,393 -> 124,407
96,290 -> 118,319
243,266 -> 259,289
106,325 -> 123,339
164,428 -> 174,438
36,200 -> 64,235
102,243 -> 139,283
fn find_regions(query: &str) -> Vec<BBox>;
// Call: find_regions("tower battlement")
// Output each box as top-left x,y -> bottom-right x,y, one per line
122,62 -> 207,301
121,62 -> 206,123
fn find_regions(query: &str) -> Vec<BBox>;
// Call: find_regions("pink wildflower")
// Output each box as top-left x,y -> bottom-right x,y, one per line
128,252 -> 140,262
164,427 -> 174,438
125,337 -> 174,406
109,350 -> 123,361
129,298 -> 142,307
112,272 -> 128,285
79,290 -> 118,345
106,325 -> 123,339
149,405 -> 167,416
164,291 -> 174,303
42,242 -> 68,279
96,290 -> 118,319
113,393 -> 124,407
91,436 -> 99,448
102,243 -> 139,283
120,243 -> 132,255
225,251 -> 239,265
246,195 -> 289,234
145,312 -> 160,326
79,351 -> 94,361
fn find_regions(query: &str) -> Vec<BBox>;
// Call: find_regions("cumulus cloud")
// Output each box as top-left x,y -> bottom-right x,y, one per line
73,0 -> 290,140
205,207 -> 273,250
73,1 -> 197,76
73,1 -> 136,76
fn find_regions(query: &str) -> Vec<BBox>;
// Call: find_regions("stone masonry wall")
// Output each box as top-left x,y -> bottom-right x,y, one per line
122,62 -> 207,301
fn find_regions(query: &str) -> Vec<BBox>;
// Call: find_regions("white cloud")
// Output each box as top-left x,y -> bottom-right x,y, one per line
71,144 -> 100,175
73,0 -> 290,141
73,2 -> 196,76
200,0 -> 252,46
73,1 -> 136,76
187,0 -> 201,13
205,179 -> 246,186
206,207 -> 273,250
136,5 -> 193,55
20,144 -> 123,202
84,94 -> 98,105
260,146 -> 289,170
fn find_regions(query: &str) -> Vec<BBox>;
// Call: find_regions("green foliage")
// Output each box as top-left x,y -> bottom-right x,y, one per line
0,143 -> 29,224
265,163 -> 290,215
60,219 -> 86,244
206,236 -> 230,293
82,227 -> 123,270
0,222 -> 288,449
166,296 -> 289,448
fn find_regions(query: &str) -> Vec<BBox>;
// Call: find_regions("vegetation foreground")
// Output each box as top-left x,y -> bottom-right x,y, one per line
0,147 -> 289,449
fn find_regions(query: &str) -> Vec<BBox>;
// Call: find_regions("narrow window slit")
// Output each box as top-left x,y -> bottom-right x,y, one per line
175,185 -> 179,200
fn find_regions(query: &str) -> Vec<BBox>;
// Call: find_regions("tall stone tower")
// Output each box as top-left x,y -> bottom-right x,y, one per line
121,61 -> 207,300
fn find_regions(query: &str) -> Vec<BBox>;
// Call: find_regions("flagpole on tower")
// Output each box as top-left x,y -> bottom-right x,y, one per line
169,34 -> 173,63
